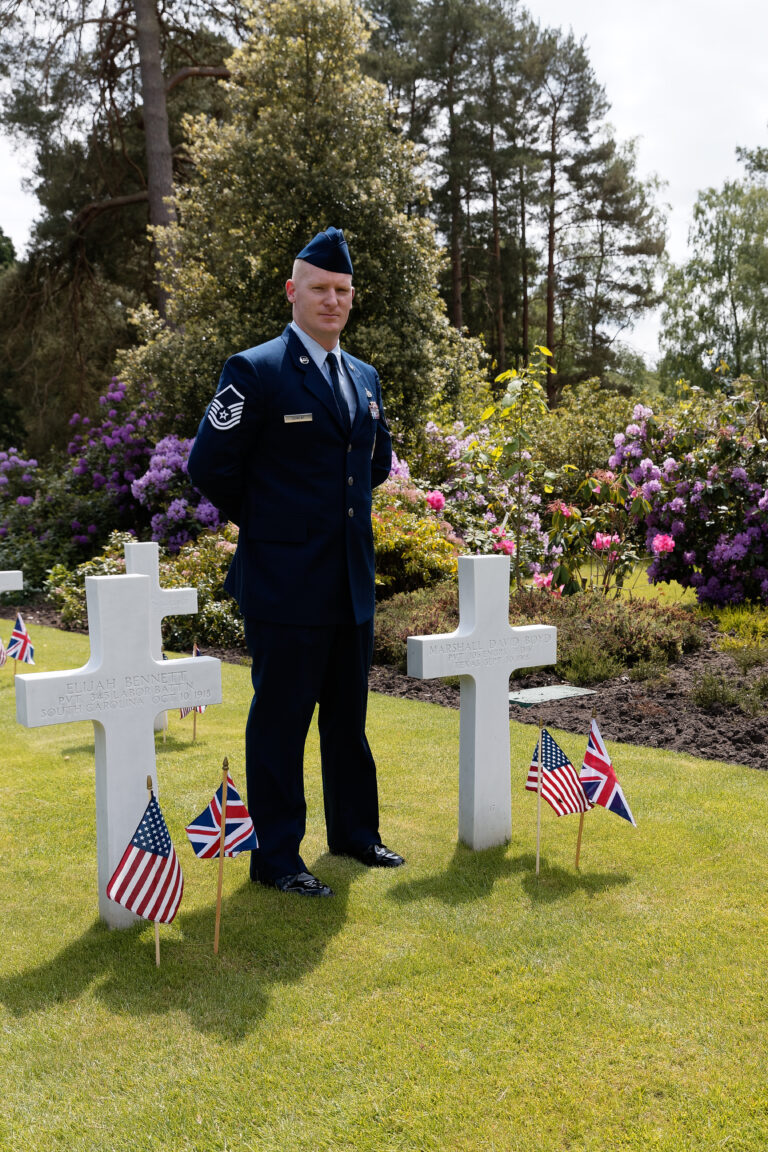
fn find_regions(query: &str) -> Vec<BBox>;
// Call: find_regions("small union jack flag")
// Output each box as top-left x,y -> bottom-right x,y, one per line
7,613 -> 34,664
180,642 -> 206,718
580,719 -> 636,825
106,793 -> 183,923
526,728 -> 591,816
185,772 -> 259,859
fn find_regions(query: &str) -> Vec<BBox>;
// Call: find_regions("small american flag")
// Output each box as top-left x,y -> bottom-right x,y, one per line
180,641 -> 206,718
580,719 -> 636,825
186,773 -> 259,858
106,794 -> 183,923
7,613 -> 34,664
526,728 -> 592,816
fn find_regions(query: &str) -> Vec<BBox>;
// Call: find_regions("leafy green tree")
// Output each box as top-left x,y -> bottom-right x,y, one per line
118,0 -> 488,449
0,227 -> 14,269
365,3 -> 665,393
0,0 -> 243,275
660,172 -> 768,388
0,1 -> 241,449
555,136 -> 665,385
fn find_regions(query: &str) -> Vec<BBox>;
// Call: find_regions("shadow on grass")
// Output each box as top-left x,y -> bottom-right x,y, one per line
0,857 -> 350,1041
388,843 -> 530,905
59,731 -> 209,758
388,844 -> 631,907
522,862 -> 631,903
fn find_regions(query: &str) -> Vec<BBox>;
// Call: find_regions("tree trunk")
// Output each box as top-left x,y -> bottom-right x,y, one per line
489,123 -> 505,372
519,165 -> 529,367
446,52 -> 463,329
545,113 -> 557,401
133,0 -> 175,320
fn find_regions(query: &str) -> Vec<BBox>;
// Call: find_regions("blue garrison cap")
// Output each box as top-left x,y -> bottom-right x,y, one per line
295,226 -> 353,274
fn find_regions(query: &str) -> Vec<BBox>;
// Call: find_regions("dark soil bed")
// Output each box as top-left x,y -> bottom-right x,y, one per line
22,601 -> 767,771
368,622 -> 768,771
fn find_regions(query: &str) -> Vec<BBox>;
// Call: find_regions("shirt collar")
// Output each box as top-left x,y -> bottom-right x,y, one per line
291,321 -> 341,373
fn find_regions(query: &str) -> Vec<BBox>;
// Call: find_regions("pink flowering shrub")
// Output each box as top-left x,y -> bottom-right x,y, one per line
609,387 -> 768,605
406,362 -> 558,582
544,468 -> 650,596
490,526 -> 515,555
426,489 -> 446,511
371,471 -> 462,597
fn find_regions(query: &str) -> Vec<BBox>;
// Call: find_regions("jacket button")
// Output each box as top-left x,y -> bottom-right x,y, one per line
347,444 -> 352,453
347,476 -> 354,486
348,507 -> 354,518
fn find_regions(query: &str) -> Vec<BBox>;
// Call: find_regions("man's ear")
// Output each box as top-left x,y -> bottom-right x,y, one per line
285,279 -> 296,303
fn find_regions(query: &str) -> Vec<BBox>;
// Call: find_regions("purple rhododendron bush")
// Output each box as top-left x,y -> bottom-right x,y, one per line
0,380 -> 219,590
609,385 -> 768,605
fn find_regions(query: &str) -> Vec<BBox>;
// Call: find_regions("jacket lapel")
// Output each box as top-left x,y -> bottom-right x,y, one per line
283,326 -> 342,427
344,355 -> 370,436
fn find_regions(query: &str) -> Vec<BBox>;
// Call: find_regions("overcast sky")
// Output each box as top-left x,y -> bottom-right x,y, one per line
1,0 -> 766,359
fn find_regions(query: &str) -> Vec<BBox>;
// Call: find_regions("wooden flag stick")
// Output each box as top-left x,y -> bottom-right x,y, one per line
576,709 -> 597,870
213,757 -> 229,955
192,638 -> 199,743
575,812 -> 585,871
147,774 -> 160,967
536,717 -> 543,877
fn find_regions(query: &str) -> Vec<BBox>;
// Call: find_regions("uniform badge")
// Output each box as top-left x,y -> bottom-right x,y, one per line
369,400 -> 380,420
299,355 -> 310,365
207,383 -> 245,431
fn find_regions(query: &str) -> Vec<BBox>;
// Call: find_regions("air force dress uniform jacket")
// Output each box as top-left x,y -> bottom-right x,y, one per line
187,325 -> 392,625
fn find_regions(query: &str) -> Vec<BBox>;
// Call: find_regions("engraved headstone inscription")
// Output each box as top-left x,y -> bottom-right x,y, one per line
407,555 -> 556,850
15,574 -> 222,927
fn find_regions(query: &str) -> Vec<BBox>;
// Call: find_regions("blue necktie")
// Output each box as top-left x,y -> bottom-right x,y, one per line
326,353 -> 351,433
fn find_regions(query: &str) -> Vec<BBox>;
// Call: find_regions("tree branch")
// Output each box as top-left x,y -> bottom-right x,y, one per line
165,64 -> 230,93
73,190 -> 148,232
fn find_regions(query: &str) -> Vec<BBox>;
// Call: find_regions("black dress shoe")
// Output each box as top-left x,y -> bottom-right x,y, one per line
356,844 -> 405,868
271,871 -> 334,896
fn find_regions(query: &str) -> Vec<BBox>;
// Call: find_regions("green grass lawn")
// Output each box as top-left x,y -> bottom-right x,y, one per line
1,620 -> 767,1151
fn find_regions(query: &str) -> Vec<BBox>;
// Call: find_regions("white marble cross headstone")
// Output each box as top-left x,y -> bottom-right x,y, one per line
125,541 -> 198,730
0,570 -> 23,594
407,555 -> 556,850
16,573 -> 222,928
124,541 -> 197,660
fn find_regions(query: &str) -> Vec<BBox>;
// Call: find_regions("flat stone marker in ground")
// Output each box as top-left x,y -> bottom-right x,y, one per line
0,570 -> 23,594
15,574 -> 222,928
407,555 -> 556,850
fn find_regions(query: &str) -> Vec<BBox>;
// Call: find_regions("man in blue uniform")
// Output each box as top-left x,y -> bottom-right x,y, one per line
188,227 -> 404,896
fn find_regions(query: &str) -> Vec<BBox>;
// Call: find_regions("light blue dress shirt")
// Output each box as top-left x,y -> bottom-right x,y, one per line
291,321 -> 357,423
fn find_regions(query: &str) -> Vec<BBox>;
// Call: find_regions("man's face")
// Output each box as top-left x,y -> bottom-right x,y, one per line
286,262 -> 355,350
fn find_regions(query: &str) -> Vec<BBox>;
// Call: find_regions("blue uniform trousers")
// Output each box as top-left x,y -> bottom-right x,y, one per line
243,614 -> 381,883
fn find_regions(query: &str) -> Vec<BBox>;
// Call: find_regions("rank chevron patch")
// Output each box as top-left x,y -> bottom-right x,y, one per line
208,383 -> 245,430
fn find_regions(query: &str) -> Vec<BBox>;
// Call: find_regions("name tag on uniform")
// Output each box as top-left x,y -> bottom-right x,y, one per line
284,413 -> 313,423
